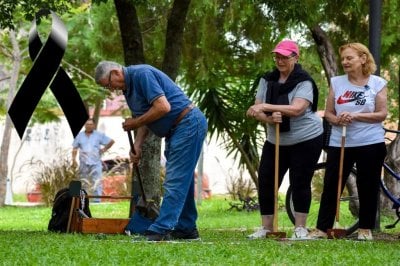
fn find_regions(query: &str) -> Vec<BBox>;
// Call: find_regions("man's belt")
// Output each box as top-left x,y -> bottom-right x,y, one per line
173,103 -> 195,126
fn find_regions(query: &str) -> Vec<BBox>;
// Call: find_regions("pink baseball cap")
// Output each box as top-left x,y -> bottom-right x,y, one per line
272,40 -> 299,56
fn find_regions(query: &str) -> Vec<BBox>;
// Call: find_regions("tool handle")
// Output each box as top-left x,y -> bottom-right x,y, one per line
127,131 -> 135,154
335,125 -> 346,222
127,131 -> 147,202
273,123 -> 280,232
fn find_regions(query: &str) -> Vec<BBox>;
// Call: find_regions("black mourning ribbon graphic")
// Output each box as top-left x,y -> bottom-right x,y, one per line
8,9 -> 88,139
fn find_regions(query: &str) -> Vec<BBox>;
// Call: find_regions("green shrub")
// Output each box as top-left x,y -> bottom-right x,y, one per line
27,148 -> 79,206
226,170 -> 256,200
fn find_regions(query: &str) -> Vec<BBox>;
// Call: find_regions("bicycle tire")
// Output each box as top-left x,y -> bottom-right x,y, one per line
381,163 -> 400,209
285,162 -> 359,235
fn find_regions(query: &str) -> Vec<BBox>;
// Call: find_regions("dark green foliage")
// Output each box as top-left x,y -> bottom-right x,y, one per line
0,1 -> 75,29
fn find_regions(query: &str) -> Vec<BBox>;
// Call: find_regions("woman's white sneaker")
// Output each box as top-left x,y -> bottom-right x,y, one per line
247,227 -> 271,239
291,226 -> 309,239
358,229 -> 373,241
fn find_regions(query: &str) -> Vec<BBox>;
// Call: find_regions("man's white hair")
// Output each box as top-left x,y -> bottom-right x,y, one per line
94,61 -> 122,83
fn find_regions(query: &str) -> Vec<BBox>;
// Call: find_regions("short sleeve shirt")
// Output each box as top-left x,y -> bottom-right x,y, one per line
329,74 -> 387,147
72,130 -> 112,165
123,65 -> 191,137
256,78 -> 323,145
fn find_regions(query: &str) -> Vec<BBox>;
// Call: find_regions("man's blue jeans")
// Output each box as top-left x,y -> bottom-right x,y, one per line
148,107 -> 207,234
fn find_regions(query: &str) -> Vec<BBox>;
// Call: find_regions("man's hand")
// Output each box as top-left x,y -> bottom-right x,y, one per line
123,118 -> 140,131
130,144 -> 142,166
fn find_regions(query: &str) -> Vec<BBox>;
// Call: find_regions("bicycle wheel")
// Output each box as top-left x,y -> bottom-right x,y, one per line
381,163 -> 400,229
285,162 -> 359,235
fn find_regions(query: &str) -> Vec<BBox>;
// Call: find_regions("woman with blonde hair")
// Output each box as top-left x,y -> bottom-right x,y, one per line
309,42 -> 387,240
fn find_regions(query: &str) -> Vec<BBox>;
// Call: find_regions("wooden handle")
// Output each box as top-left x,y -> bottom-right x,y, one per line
335,126 -> 346,222
273,123 -> 280,232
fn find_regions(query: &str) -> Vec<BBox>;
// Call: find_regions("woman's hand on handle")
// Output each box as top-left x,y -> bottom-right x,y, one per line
271,112 -> 282,123
337,112 -> 353,126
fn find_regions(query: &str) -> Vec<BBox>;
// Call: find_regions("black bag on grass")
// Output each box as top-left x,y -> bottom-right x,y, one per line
48,188 -> 91,232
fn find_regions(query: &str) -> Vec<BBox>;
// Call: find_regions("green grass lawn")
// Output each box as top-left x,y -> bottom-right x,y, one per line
0,196 -> 399,265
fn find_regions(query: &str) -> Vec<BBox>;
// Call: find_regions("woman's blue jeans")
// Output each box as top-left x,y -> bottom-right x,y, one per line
148,107 -> 207,234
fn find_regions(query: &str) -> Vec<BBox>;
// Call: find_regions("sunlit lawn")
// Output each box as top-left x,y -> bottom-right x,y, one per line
0,195 -> 399,265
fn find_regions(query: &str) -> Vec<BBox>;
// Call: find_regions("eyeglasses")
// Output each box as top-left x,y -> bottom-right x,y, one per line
104,72 -> 112,89
273,55 -> 295,62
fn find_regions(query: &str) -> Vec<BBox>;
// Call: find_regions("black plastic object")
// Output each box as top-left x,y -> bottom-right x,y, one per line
8,9 -> 88,139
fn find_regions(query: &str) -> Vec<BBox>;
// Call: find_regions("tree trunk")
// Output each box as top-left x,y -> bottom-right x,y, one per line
139,133 -> 162,203
92,97 -> 102,125
0,30 -> 21,206
162,0 -> 191,81
346,173 -> 359,217
114,0 -> 192,204
114,0 -> 191,204
0,117 -> 13,207
113,0 -> 145,65
309,24 -> 338,86
113,0 -> 161,203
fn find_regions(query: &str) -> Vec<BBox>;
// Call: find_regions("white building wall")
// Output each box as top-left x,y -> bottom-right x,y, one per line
1,116 -> 289,195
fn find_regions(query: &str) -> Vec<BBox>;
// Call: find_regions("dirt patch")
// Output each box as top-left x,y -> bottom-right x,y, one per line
346,231 -> 400,241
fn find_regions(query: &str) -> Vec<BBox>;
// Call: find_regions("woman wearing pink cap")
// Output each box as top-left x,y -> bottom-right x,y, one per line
246,39 -> 323,239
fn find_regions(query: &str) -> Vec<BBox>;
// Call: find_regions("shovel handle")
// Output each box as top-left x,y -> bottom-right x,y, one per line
273,123 -> 280,232
335,126 -> 346,222
127,130 -> 147,202
127,131 -> 135,154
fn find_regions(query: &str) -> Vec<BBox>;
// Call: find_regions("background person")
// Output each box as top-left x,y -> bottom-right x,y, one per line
72,118 -> 115,201
246,39 -> 323,239
309,43 -> 387,241
94,61 -> 207,241
194,171 -> 212,199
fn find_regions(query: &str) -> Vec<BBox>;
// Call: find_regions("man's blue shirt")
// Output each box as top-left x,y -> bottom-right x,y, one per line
123,64 -> 191,137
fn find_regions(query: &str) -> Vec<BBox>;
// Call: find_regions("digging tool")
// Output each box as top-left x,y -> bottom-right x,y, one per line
327,125 -> 347,239
127,131 -> 159,220
268,123 -> 286,238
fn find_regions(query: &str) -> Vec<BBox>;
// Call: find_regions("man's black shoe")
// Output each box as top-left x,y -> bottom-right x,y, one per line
171,228 -> 200,240
144,230 -> 171,241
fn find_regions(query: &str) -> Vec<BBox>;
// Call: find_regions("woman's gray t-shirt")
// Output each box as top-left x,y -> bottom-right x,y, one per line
256,78 -> 323,145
